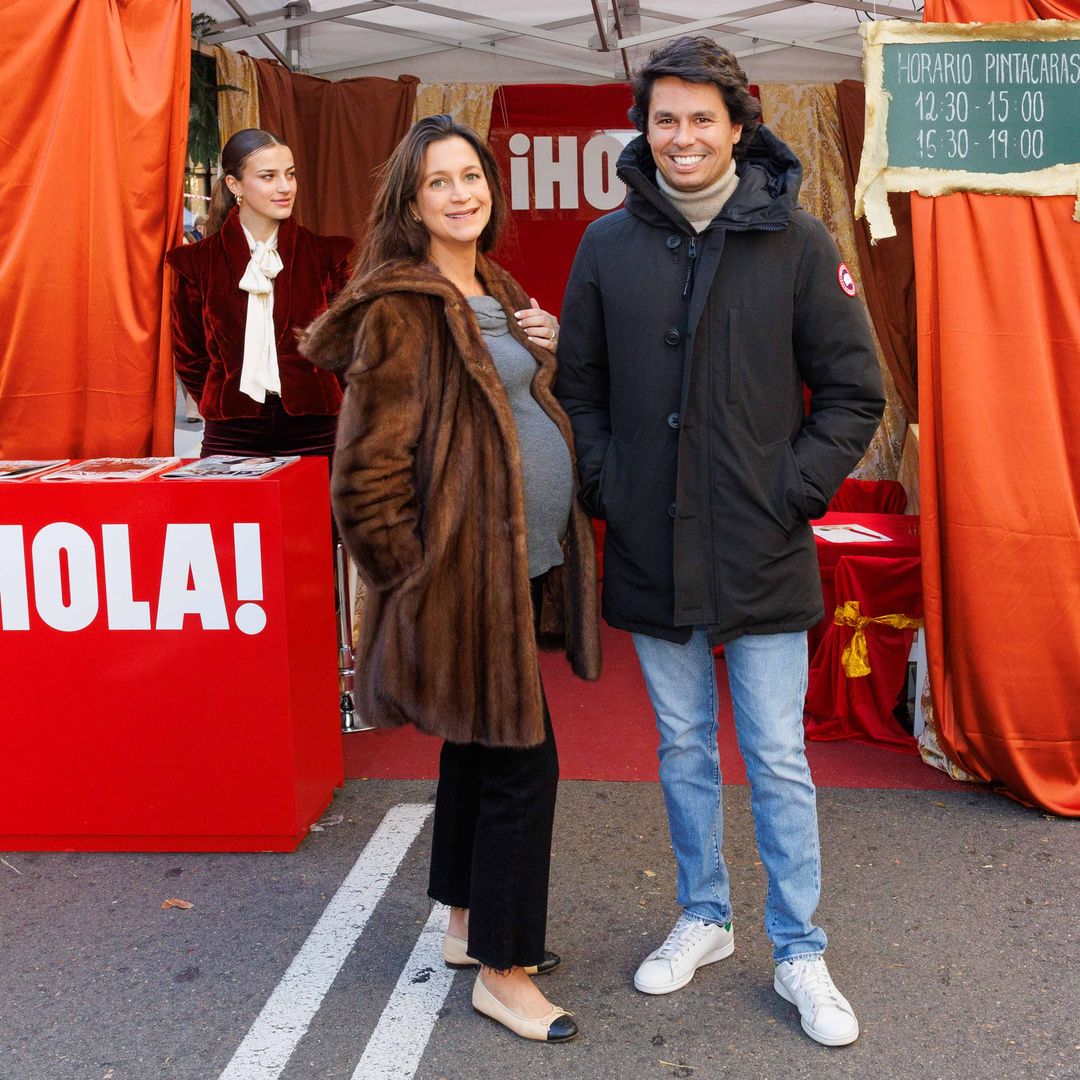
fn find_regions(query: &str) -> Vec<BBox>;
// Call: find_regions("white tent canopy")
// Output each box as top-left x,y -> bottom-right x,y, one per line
197,1 -> 925,85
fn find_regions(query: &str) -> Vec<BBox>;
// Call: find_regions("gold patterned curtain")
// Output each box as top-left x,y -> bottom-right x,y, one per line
757,83 -> 906,481
413,83 -> 497,141
212,44 -> 260,145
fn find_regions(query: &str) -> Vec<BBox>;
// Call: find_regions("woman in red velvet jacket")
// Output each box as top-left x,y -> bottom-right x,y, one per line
166,128 -> 353,459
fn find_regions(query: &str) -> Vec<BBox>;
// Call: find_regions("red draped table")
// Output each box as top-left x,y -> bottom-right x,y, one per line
806,513 -> 923,753
811,512 -> 921,652
0,458 -> 343,851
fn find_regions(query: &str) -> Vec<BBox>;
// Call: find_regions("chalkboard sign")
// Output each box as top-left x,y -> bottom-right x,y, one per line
855,20 -> 1080,241
884,41 -> 1080,173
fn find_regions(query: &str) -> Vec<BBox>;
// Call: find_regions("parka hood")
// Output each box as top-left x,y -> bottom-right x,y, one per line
616,123 -> 804,233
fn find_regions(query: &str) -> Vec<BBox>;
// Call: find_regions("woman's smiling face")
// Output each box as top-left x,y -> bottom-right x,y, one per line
411,136 -> 492,256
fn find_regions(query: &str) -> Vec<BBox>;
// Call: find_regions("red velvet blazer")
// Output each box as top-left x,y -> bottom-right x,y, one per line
166,210 -> 353,420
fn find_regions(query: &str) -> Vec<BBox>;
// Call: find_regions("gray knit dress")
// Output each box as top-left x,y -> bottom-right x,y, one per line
467,294 -> 573,578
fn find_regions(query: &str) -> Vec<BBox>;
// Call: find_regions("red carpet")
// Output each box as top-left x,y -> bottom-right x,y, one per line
343,622 -> 964,791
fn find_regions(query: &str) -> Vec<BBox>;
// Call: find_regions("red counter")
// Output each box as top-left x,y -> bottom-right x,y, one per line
810,512 -> 921,656
0,458 -> 343,851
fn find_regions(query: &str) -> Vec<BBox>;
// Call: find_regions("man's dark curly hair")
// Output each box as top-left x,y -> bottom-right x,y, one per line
628,36 -> 761,160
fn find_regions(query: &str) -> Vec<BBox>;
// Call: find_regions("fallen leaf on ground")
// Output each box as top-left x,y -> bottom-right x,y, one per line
161,898 -> 194,910
643,869 -> 657,878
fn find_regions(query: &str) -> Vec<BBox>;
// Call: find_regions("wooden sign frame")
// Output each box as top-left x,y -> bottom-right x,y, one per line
855,19 -> 1080,241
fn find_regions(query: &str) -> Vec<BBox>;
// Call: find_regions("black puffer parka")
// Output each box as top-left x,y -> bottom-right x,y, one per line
556,126 -> 885,644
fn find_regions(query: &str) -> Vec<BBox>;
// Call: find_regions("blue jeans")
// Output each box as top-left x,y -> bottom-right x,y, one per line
632,628 -> 827,963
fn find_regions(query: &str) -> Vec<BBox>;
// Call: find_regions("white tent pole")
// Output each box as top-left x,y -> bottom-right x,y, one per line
378,2 -> 596,50
822,0 -> 921,19
620,0 -> 920,49
205,2 -> 408,44
618,1 -> 818,49
734,26 -> 877,62
316,12 -> 599,71
305,19 -> 614,79
219,0 -> 293,68
206,0 -> 594,50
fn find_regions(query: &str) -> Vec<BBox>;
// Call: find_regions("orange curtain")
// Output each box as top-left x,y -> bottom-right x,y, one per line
0,0 -> 189,458
916,0 -> 1080,814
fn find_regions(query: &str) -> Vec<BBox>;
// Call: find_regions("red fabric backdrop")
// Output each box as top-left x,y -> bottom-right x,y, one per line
0,0 -> 189,458
489,83 -> 636,314
916,0 -> 1080,813
255,64 -> 416,245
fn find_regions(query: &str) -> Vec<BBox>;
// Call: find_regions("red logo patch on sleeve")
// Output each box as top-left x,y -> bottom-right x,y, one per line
837,263 -> 857,297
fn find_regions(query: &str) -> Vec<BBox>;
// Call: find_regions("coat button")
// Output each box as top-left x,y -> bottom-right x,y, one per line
665,329 -> 680,346
666,235 -> 681,250
667,412 -> 681,429
668,502 -> 677,518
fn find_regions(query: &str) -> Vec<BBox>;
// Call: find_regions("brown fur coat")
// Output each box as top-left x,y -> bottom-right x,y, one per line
301,255 -> 600,748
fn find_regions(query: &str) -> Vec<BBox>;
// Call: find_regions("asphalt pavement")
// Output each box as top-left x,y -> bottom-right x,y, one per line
2,778 -> 1077,1080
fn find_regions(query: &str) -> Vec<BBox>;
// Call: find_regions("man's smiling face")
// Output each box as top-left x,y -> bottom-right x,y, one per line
646,76 -> 743,193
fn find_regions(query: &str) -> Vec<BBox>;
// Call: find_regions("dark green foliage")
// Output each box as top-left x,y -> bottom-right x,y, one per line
191,11 -> 216,40
187,13 -> 246,170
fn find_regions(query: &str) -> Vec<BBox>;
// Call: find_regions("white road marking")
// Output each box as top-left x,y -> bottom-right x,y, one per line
218,803 -> 434,1080
350,903 -> 456,1080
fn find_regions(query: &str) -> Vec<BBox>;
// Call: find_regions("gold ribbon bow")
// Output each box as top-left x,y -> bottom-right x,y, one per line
833,600 -> 924,678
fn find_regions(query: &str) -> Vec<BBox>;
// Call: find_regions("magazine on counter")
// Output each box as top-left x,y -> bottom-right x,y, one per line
812,523 -> 893,544
0,460 -> 69,481
40,457 -> 179,481
161,454 -> 299,480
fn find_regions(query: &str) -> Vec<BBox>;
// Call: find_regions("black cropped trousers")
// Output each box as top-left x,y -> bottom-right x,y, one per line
427,577 -> 559,971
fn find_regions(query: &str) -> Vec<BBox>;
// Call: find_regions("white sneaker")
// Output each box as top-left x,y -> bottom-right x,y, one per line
633,914 -> 734,995
774,956 -> 859,1046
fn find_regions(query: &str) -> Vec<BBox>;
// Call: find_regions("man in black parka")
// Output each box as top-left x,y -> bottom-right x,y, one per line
556,37 -> 884,1047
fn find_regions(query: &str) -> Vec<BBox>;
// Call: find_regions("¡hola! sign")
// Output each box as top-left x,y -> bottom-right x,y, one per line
0,522 -> 268,634
503,129 -> 637,215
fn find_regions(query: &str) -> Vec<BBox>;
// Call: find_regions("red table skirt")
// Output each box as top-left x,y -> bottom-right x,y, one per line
811,513 -> 921,658
806,514 -> 923,753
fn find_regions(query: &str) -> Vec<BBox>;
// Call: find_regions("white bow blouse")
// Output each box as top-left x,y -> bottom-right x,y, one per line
238,223 -> 283,403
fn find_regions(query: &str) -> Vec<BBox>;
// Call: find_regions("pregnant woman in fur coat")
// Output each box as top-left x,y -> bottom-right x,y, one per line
302,115 -> 600,1044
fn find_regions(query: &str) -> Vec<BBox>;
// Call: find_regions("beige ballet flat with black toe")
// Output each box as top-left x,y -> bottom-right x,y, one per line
471,975 -> 578,1043
442,932 -> 561,976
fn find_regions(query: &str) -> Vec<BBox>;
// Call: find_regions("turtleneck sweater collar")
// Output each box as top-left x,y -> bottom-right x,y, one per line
656,160 -> 739,233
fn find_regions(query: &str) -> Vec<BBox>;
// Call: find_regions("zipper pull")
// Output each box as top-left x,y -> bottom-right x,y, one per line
682,235 -> 698,298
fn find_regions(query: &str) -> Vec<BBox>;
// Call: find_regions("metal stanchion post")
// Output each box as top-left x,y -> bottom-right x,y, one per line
335,541 -> 373,732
